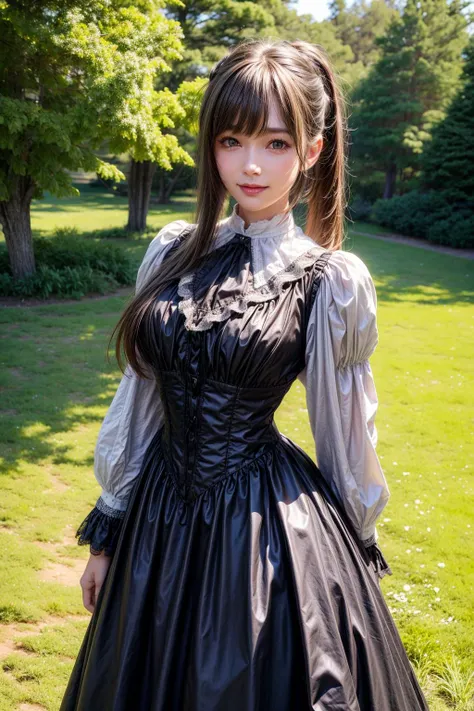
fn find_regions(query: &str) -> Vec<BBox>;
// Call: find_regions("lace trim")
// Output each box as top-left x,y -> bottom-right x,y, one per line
75,504 -> 124,557
177,238 -> 333,332
96,495 -> 127,519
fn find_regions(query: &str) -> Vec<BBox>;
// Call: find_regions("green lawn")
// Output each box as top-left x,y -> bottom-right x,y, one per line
0,188 -> 473,709
32,183 -> 197,234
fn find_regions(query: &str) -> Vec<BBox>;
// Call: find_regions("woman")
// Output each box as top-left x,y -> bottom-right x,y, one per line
60,38 -> 429,710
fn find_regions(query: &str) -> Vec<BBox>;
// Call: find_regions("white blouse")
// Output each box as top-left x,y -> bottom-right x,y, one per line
91,207 -> 390,547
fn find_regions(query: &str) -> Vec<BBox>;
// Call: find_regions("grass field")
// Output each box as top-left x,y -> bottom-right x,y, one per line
0,185 -> 473,709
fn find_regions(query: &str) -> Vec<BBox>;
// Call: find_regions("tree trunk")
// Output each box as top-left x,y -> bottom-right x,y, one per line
127,158 -> 157,232
165,164 -> 184,202
157,172 -> 167,204
155,164 -> 184,204
383,161 -> 397,199
0,175 -> 36,279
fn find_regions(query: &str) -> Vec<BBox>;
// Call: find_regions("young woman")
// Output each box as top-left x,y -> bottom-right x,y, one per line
60,38 -> 429,710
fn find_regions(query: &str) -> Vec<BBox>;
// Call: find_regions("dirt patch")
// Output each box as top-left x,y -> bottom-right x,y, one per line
0,639 -> 34,660
33,525 -> 77,552
0,612 -> 90,662
18,705 -> 48,711
40,466 -> 71,495
49,473 -> 70,493
38,559 -> 85,587
33,535 -> 77,553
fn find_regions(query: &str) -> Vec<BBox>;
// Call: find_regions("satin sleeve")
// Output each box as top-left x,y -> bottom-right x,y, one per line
75,219 -> 189,556
298,250 -> 392,577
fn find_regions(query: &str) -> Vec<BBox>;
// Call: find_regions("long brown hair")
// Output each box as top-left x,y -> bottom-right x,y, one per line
111,38 -> 349,378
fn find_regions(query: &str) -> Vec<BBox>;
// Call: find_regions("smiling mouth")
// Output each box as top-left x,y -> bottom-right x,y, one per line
238,185 -> 269,191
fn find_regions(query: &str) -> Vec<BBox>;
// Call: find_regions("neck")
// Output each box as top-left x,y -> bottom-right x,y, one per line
236,199 -> 290,229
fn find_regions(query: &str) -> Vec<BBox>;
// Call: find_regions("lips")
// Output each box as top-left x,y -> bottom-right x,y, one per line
239,184 -> 268,195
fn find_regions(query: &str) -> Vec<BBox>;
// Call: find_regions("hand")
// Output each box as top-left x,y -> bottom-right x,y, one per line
80,551 -> 112,613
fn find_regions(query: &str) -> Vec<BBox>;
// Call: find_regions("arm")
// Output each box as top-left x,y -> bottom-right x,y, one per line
75,219 -> 189,556
298,250 -> 392,578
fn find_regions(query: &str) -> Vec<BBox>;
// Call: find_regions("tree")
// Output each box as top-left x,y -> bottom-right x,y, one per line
0,0 -> 191,278
420,35 -> 474,203
328,0 -> 400,72
349,0 -> 468,199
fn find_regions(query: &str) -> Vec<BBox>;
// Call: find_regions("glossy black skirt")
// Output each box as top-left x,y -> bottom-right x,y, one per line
60,427 -> 429,711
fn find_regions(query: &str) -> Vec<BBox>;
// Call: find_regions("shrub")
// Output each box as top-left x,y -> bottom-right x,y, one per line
370,191 -> 474,248
427,214 -> 474,249
347,196 -> 373,222
83,226 -> 158,240
0,233 -> 137,299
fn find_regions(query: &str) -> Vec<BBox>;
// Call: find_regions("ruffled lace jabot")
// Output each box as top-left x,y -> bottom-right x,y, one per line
221,203 -> 296,240
170,204 -> 331,332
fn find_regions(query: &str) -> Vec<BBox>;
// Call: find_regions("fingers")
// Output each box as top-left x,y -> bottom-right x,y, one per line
80,559 -> 110,613
79,570 -> 96,612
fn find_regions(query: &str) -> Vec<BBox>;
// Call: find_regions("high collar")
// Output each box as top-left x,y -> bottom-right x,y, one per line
222,203 -> 296,240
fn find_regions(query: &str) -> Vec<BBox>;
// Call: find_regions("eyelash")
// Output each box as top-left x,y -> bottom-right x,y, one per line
217,136 -> 291,151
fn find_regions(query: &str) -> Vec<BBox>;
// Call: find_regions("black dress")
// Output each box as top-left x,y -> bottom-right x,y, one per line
60,208 -> 429,710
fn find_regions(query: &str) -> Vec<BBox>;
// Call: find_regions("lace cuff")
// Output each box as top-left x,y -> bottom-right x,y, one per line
75,498 -> 126,557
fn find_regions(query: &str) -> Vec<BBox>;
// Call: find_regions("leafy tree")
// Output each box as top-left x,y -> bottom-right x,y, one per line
329,0 -> 400,73
349,0 -> 468,199
0,0 -> 193,278
420,35 -> 474,203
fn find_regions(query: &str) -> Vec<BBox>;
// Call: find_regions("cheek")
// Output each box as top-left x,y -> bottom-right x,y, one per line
277,155 -> 301,183
215,150 -> 234,177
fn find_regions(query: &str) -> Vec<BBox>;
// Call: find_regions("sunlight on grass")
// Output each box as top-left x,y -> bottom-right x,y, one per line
30,185 -> 196,235
0,187 -> 473,709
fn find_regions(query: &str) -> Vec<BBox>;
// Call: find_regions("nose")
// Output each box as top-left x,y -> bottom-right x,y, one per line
243,163 -> 262,176
242,148 -> 262,176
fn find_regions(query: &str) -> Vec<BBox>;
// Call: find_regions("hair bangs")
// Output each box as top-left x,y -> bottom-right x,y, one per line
211,66 -> 288,140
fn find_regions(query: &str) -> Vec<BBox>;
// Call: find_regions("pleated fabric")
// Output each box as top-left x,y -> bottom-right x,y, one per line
61,224 -> 429,710
61,426 -> 427,711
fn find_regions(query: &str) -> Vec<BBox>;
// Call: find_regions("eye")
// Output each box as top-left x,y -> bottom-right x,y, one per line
216,136 -> 291,151
217,136 -> 240,148
270,139 -> 290,151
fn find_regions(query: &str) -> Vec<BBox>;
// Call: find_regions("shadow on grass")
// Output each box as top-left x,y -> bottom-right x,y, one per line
0,297 -> 138,477
1,208 -> 472,475
344,232 -> 474,307
1,238 -> 472,477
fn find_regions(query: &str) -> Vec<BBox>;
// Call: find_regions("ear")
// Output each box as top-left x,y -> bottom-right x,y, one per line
304,135 -> 323,171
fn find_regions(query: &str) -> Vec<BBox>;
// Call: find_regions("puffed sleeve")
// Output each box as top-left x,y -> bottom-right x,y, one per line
75,219 -> 189,557
297,250 -> 392,579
